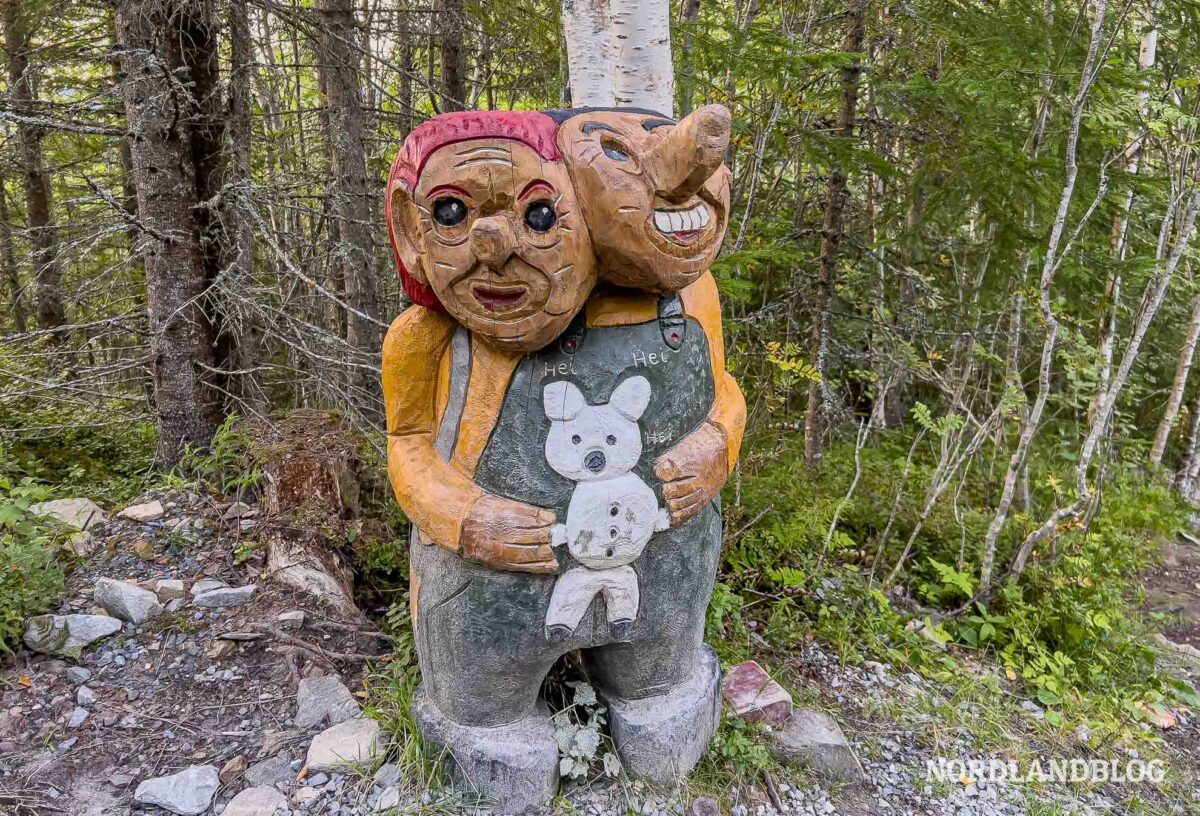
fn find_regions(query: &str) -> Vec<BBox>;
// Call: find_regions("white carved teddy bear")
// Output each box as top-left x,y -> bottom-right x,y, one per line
542,376 -> 671,642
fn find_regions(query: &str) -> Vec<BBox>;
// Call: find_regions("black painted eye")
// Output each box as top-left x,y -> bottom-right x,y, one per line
524,201 -> 556,232
433,197 -> 467,227
602,143 -> 630,162
606,434 -> 617,446
571,434 -> 582,445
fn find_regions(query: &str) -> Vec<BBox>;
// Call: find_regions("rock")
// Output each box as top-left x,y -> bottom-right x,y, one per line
155,579 -> 187,601
372,763 -> 400,788
691,798 -> 720,816
769,709 -> 865,783
218,631 -> 267,641
223,502 -> 256,521
135,765 -> 220,815
306,773 -> 329,787
76,686 -> 97,707
245,754 -> 293,788
94,577 -> 162,624
305,718 -> 380,771
110,773 -> 134,787
295,676 -> 360,730
224,786 -> 288,816
68,706 -> 89,728
193,585 -> 257,608
30,498 -> 107,530
277,611 -> 305,630
207,640 -> 238,660
133,539 -> 155,560
375,787 -> 400,812
66,666 -> 92,684
64,532 -> 98,557
721,660 -> 793,724
192,578 -> 229,596
118,500 -> 165,522
220,754 -> 248,784
291,788 -> 322,806
24,614 -> 121,657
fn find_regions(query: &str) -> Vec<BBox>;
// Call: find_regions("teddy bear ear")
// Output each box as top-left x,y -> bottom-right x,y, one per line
610,376 -> 651,421
544,381 -> 586,421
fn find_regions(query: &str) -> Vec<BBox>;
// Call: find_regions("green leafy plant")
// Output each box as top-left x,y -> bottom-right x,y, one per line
0,476 -> 65,653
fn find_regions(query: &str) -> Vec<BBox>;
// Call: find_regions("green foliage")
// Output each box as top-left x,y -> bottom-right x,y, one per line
0,476 -> 64,654
179,414 -> 262,495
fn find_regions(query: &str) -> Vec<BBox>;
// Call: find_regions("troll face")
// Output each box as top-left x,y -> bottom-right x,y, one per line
555,105 -> 732,293
389,114 -> 596,352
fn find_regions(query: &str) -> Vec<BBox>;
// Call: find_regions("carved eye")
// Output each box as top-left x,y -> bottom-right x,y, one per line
571,434 -> 582,445
433,197 -> 467,227
606,434 -> 617,446
602,142 -> 631,162
524,201 -> 556,232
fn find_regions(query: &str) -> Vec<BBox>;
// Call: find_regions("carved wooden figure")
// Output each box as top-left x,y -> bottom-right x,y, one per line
383,107 -> 744,813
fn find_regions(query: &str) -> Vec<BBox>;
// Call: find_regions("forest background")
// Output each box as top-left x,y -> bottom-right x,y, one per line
2,0 -> 1200,799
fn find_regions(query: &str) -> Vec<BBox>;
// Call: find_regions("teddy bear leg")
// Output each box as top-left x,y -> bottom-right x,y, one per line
545,566 -> 605,641
598,565 -> 640,640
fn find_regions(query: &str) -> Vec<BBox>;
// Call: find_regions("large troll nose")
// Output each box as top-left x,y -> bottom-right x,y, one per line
649,104 -> 731,204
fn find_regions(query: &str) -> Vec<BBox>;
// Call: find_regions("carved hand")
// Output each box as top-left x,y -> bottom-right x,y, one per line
653,421 -> 729,525
460,494 -> 560,574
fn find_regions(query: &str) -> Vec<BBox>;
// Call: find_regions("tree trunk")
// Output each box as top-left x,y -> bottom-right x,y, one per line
0,171 -> 26,333
610,0 -> 674,113
435,0 -> 466,111
561,0 -> 615,107
804,0 -> 867,470
677,0 -> 703,115
115,0 -> 221,465
315,0 -> 382,408
4,0 -> 65,334
1152,281 -> 1200,466
397,0 -> 414,137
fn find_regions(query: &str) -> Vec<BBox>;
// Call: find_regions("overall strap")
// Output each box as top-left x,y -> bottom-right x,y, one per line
658,293 -> 687,350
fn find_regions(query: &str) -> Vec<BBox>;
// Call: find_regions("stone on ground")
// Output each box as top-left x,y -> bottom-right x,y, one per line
118,500 -> 165,522
134,764 -> 220,815
244,754 -> 293,788
68,706 -> 88,728
220,754 -> 248,784
375,786 -> 400,812
372,763 -> 400,788
769,708 -> 865,782
691,798 -> 721,816
24,614 -> 121,657
155,578 -> 187,601
30,498 -> 107,530
66,666 -> 92,684
223,501 -> 256,520
76,686 -> 97,707
223,785 -> 288,816
295,675 -> 360,730
93,577 -> 162,624
193,585 -> 256,608
277,610 -> 305,630
191,578 -> 228,596
721,659 -> 793,724
305,717 -> 380,771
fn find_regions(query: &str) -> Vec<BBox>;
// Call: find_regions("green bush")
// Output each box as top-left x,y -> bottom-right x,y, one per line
0,476 -> 65,654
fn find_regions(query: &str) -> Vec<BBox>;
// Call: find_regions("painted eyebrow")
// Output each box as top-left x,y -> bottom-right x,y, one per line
518,180 -> 555,201
581,122 -> 618,135
641,118 -> 676,131
426,184 -> 470,199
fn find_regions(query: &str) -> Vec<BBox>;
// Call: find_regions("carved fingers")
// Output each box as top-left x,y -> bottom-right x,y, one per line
460,494 -> 560,574
653,421 -> 729,525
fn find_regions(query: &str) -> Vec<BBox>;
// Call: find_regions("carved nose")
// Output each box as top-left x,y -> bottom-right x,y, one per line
470,216 -> 516,267
649,104 -> 731,203
584,450 -> 607,473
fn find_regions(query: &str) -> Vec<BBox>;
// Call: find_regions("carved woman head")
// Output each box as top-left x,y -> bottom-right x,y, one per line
387,111 -> 597,352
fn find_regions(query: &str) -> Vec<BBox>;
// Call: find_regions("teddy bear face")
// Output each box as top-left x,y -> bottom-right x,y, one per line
543,377 -> 651,482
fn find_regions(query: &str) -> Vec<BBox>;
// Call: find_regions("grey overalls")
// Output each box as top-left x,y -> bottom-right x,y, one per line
410,295 -> 724,801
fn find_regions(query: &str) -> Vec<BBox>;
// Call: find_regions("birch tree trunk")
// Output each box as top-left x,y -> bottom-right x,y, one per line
561,0 -> 615,107
610,0 -> 674,113
1151,281 -> 1200,466
4,0 -> 64,334
804,0 -> 867,470
114,0 -> 221,465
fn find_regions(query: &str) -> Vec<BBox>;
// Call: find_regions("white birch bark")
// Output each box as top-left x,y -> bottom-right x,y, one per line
1151,281 -> 1200,466
561,0 -> 615,106
610,0 -> 674,114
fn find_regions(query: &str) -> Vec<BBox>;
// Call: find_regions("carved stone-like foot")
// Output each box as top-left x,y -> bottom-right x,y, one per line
412,686 -> 558,814
598,644 -> 721,785
545,623 -> 573,642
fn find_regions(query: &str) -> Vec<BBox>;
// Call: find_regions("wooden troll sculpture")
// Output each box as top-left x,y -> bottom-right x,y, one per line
383,106 -> 744,812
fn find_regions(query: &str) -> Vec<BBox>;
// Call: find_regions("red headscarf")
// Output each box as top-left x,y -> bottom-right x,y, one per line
385,111 -> 563,309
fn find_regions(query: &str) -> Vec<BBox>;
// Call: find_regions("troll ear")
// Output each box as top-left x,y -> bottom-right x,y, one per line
388,183 -> 427,284
544,381 -> 586,421
610,376 -> 651,421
